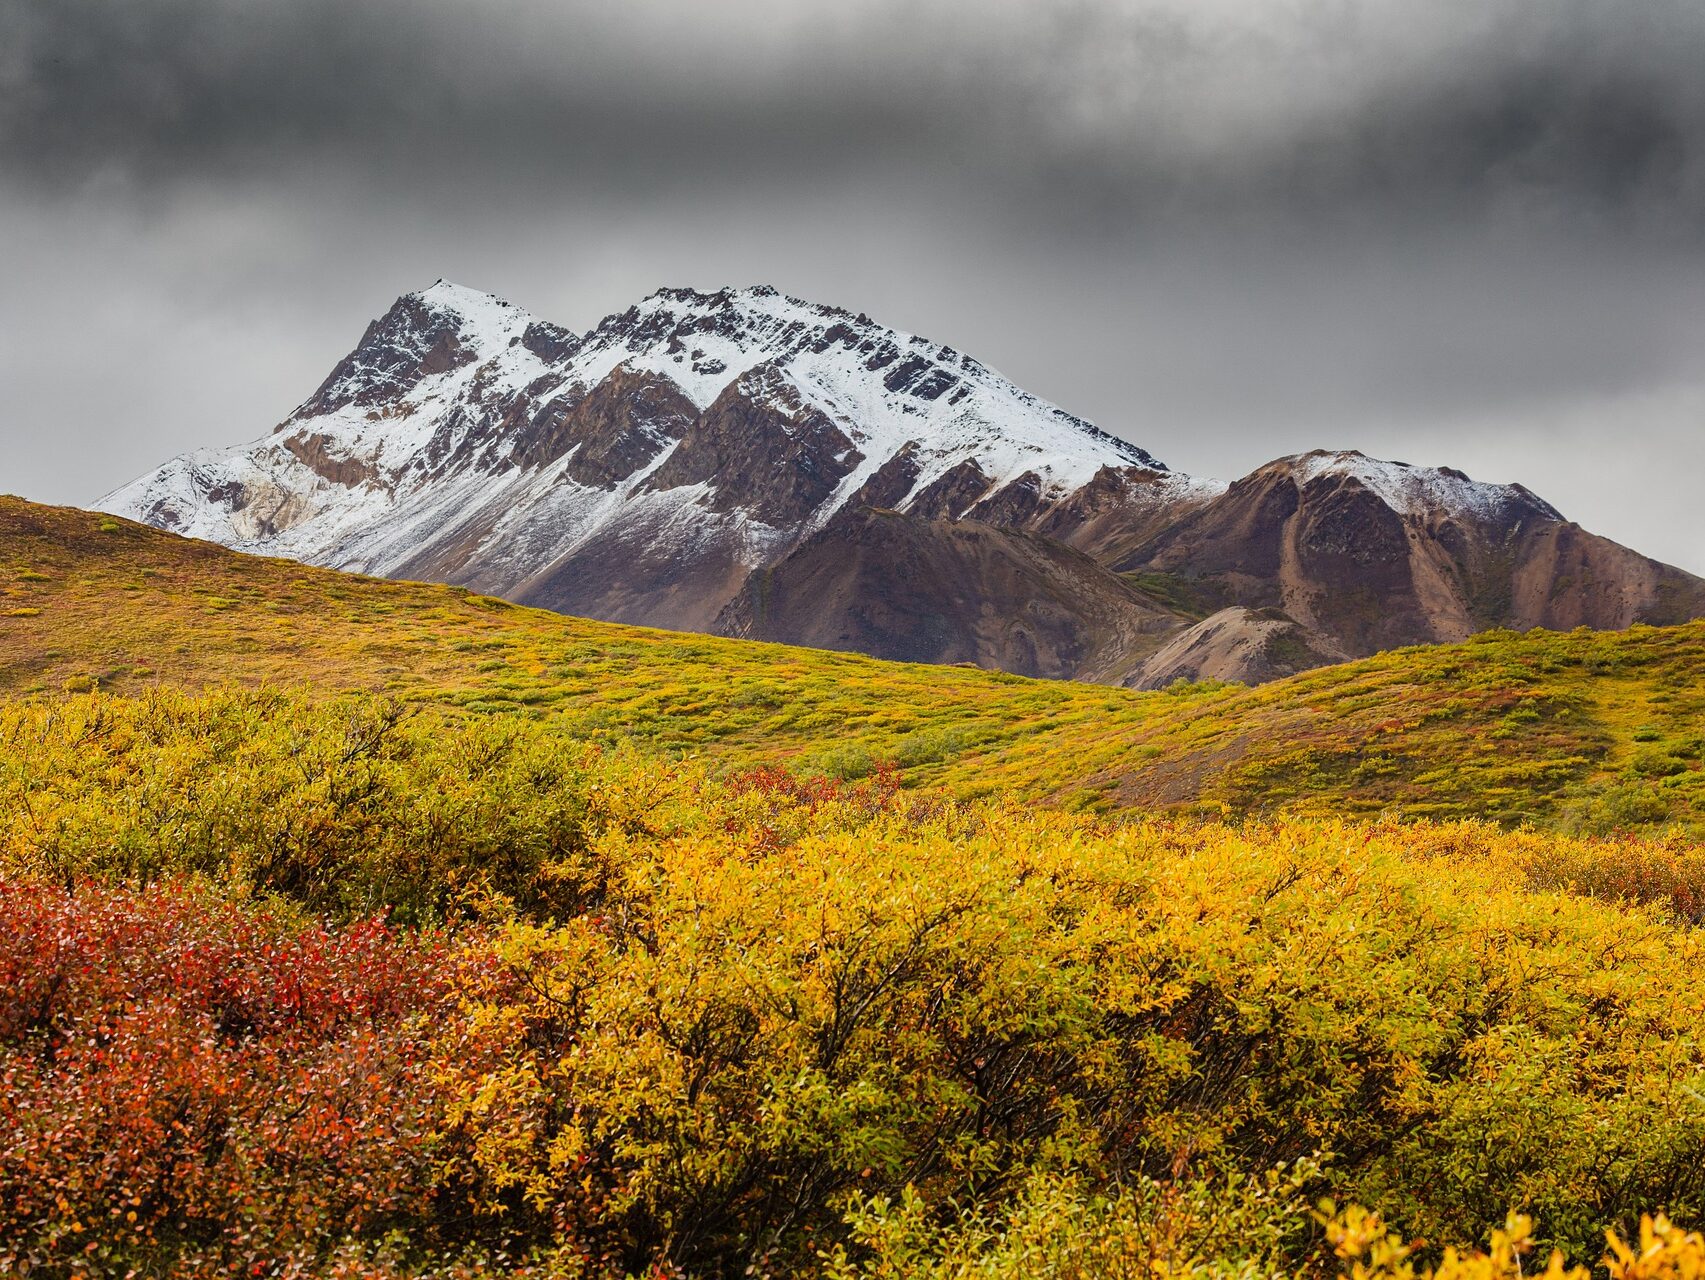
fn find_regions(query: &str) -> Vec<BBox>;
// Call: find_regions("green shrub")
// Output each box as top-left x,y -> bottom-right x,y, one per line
807,742 -> 877,780
891,725 -> 967,768
1631,748 -> 1689,778
1571,782 -> 1672,834
0,690 -> 641,924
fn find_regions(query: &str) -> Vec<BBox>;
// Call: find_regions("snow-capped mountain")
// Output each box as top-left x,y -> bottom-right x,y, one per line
102,282 -> 1705,685
104,281 -> 1206,633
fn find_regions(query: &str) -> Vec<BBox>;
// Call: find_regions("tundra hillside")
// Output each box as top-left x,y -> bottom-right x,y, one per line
4,494 -> 1705,1278
3,496 -> 1702,835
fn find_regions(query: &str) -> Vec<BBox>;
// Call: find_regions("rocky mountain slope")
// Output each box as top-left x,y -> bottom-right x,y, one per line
715,506 -> 1183,682
100,283 -> 1705,683
1109,450 -> 1705,683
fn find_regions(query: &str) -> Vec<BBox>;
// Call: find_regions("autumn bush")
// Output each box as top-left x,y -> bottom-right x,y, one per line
820,1165 -> 1320,1280
0,878 -> 502,1276
433,800 -> 1705,1275
6,688 -> 1705,1277
0,689 -> 680,924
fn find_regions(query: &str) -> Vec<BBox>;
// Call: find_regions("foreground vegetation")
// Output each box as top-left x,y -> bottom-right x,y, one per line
5,690 -> 1705,1277
4,497 -> 1705,1276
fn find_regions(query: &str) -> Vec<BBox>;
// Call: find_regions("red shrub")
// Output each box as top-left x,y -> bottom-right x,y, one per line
726,761 -> 902,812
0,879 -> 494,1274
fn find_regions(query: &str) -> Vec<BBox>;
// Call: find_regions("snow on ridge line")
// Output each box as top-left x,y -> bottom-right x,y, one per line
622,286 -> 1158,440
1285,450 -> 1564,521
416,278 -> 529,323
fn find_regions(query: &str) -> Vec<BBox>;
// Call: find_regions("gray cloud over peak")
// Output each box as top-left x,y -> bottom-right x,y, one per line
8,0 -> 1703,230
2,0 -> 1702,574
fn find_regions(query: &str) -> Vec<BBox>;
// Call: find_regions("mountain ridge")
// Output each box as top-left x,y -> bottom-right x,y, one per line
100,281 -> 1705,682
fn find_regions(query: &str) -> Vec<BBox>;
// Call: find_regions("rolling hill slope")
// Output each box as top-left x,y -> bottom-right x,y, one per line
3,494 -> 1701,833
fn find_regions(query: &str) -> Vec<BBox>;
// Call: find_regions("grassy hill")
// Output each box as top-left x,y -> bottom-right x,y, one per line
5,492 -> 1705,1277
4,495 -> 1702,835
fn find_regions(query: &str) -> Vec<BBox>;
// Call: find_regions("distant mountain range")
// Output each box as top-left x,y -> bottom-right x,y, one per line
101,282 -> 1705,685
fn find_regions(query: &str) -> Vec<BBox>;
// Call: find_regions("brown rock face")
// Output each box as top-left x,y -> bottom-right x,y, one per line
1113,452 -> 1705,664
1127,607 -> 1340,690
1030,466 -> 1222,564
510,514 -> 760,633
842,444 -> 924,511
906,460 -> 998,519
1123,468 -> 1301,598
644,364 -> 864,525
295,290 -> 493,418
512,363 -> 697,486
1503,521 -> 1705,630
967,471 -> 1047,527
280,431 -> 384,489
714,506 -> 1179,681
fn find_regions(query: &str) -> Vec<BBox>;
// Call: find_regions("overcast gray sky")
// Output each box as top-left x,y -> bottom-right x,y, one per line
4,0 -> 1702,571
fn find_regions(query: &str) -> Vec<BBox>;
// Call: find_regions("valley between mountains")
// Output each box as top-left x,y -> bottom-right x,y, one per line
100,282 -> 1705,685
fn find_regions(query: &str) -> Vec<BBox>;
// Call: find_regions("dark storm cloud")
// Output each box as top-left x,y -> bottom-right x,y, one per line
0,0 -> 974,198
2,1 -> 1703,574
1017,0 -> 1705,238
6,0 -> 1703,232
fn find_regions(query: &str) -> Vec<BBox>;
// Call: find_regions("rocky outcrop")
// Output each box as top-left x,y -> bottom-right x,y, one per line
643,364 -> 863,525
512,363 -> 696,485
295,286 -> 493,418
280,430 -> 385,489
1502,520 -> 1705,630
1112,451 -> 1705,666
1127,607 -> 1340,690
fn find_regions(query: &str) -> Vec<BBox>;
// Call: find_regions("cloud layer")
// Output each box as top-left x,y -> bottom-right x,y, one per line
3,0 -> 1702,570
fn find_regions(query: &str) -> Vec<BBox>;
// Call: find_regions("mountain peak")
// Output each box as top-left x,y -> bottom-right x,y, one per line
409,280 -> 531,342
102,280 -> 1170,580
